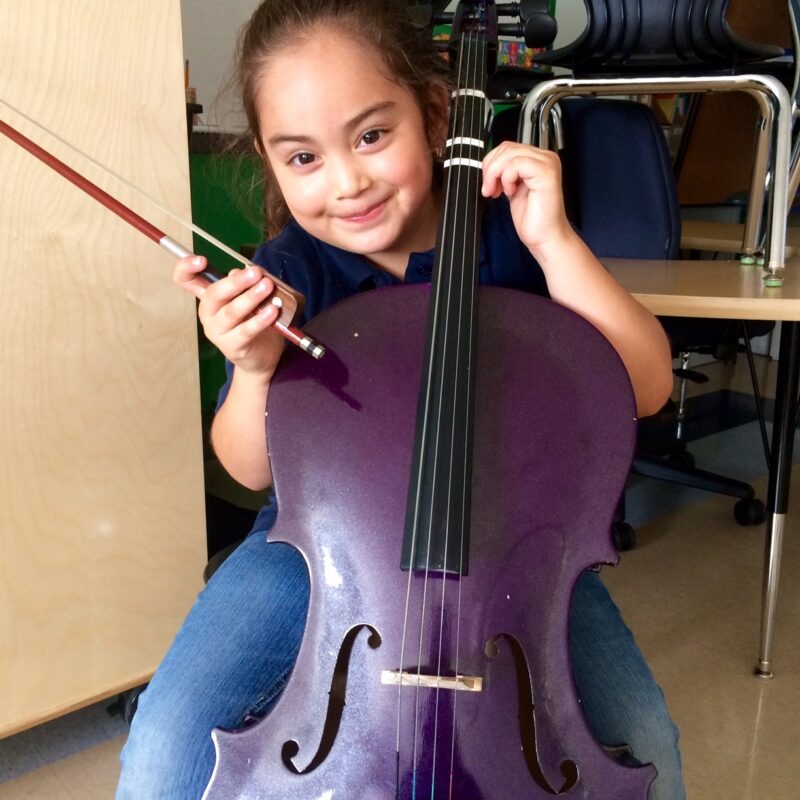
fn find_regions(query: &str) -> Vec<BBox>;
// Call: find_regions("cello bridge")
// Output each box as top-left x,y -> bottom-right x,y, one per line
380,670 -> 483,692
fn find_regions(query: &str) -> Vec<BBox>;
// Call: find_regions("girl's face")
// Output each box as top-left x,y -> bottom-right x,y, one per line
256,31 -> 442,277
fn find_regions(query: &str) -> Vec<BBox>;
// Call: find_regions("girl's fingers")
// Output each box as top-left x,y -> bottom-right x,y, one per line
173,255 -> 213,298
217,275 -> 278,331
195,271 -> 278,343
481,143 -> 557,196
173,256 -> 282,370
504,155 -> 554,193
484,156 -> 542,197
216,298 -> 283,367
174,258 -> 277,317
240,300 -> 282,338
192,265 -> 269,313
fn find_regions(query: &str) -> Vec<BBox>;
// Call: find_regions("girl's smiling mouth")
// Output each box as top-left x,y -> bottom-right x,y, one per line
339,200 -> 387,223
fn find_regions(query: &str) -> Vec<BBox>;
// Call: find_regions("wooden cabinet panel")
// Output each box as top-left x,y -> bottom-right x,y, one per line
0,0 -> 207,736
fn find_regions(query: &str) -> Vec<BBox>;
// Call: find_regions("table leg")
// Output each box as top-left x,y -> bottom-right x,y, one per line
756,320 -> 800,678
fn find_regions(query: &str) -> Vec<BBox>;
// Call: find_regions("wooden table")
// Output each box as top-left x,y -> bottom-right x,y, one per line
605,257 -> 800,677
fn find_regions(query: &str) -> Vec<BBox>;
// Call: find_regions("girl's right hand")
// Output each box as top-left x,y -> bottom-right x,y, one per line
174,255 -> 285,378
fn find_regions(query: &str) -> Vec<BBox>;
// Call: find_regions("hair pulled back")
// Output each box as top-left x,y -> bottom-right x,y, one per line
235,0 -> 450,237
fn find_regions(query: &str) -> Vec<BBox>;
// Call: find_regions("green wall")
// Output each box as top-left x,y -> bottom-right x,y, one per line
189,151 -> 264,410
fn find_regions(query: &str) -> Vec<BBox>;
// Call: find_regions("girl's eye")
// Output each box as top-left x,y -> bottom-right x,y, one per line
360,129 -> 386,147
290,152 -> 316,167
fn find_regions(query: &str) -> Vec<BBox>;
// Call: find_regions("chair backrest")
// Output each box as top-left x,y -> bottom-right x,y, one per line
606,0 -> 643,65
557,97 -> 681,259
556,96 -> 775,348
538,0 -> 605,68
595,0 -> 625,61
537,0 -> 785,74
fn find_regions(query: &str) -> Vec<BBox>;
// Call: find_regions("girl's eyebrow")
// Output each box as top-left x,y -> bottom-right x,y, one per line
266,101 -> 397,148
344,101 -> 396,131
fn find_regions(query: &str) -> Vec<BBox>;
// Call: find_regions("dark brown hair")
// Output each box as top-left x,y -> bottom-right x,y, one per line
234,0 -> 450,238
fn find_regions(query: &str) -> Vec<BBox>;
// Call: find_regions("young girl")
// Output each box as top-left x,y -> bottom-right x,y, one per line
117,1 -> 683,797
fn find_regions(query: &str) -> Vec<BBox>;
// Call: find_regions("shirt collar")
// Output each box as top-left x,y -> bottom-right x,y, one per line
326,229 -> 490,292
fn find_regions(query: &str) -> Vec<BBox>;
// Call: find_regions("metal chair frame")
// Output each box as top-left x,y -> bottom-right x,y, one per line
521,72 -> 793,280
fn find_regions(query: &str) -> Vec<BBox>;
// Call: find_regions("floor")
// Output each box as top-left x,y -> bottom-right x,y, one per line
1,353 -> 799,799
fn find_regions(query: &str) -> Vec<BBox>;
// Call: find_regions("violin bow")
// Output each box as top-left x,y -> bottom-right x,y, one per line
0,103 -> 325,360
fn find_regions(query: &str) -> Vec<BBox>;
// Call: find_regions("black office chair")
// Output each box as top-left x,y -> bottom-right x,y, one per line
553,96 -> 770,547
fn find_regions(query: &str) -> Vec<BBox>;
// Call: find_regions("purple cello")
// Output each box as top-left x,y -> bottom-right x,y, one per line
204,3 -> 656,797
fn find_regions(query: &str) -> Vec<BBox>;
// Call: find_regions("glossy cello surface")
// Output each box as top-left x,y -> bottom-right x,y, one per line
204,3 -> 656,797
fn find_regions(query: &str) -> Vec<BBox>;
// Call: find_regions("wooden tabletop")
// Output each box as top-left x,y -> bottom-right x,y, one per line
603,257 -> 800,320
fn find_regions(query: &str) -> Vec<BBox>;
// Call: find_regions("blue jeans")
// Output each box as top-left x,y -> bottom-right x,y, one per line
117,532 -> 684,799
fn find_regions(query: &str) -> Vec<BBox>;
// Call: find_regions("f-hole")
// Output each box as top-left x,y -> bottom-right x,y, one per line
281,624 -> 381,774
486,633 -> 579,794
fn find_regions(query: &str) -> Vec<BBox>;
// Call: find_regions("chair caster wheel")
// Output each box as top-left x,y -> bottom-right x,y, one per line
612,521 -> 636,551
734,498 -> 767,526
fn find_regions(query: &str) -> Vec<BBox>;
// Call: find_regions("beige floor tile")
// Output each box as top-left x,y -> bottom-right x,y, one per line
49,737 -> 126,800
0,736 -> 125,800
605,467 -> 800,800
0,766 -> 73,800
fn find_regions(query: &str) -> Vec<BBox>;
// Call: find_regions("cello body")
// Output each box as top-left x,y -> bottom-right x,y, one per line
203,285 -> 655,798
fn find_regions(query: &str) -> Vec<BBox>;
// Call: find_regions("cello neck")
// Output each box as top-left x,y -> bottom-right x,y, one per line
401,2 -> 497,575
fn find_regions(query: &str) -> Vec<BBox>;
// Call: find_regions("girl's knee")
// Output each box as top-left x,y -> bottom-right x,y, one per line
118,707 -> 215,800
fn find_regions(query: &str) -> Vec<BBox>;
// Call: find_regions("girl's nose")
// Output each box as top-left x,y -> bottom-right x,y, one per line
332,156 -> 369,199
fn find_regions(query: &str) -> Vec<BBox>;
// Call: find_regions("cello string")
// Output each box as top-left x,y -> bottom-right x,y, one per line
410,26 -> 470,784
438,26 -> 476,792
436,25 -> 481,791
442,26 -> 484,794
428,27 -> 470,783
430,24 -> 484,794
411,24 -> 483,793
398,17 -> 489,792
394,18 -> 468,785
449,22 -> 486,790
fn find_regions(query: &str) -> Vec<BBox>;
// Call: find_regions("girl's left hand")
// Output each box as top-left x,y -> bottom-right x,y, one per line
481,142 -> 572,256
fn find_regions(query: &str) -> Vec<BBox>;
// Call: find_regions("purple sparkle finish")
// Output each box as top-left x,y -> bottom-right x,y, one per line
204,285 -> 655,799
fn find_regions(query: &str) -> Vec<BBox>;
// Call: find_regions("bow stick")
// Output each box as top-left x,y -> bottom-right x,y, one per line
0,113 -> 325,359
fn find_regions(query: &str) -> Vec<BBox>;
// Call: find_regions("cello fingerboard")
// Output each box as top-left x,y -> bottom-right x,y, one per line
401,19 -> 492,575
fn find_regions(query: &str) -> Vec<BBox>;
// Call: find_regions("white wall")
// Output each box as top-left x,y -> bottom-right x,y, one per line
181,0 -> 261,132
180,0 -> 586,133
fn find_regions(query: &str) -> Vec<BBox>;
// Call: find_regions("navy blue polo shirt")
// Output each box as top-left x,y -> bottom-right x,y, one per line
217,195 -> 549,534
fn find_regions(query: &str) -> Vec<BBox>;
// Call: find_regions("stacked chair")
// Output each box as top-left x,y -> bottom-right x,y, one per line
522,0 -> 797,268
